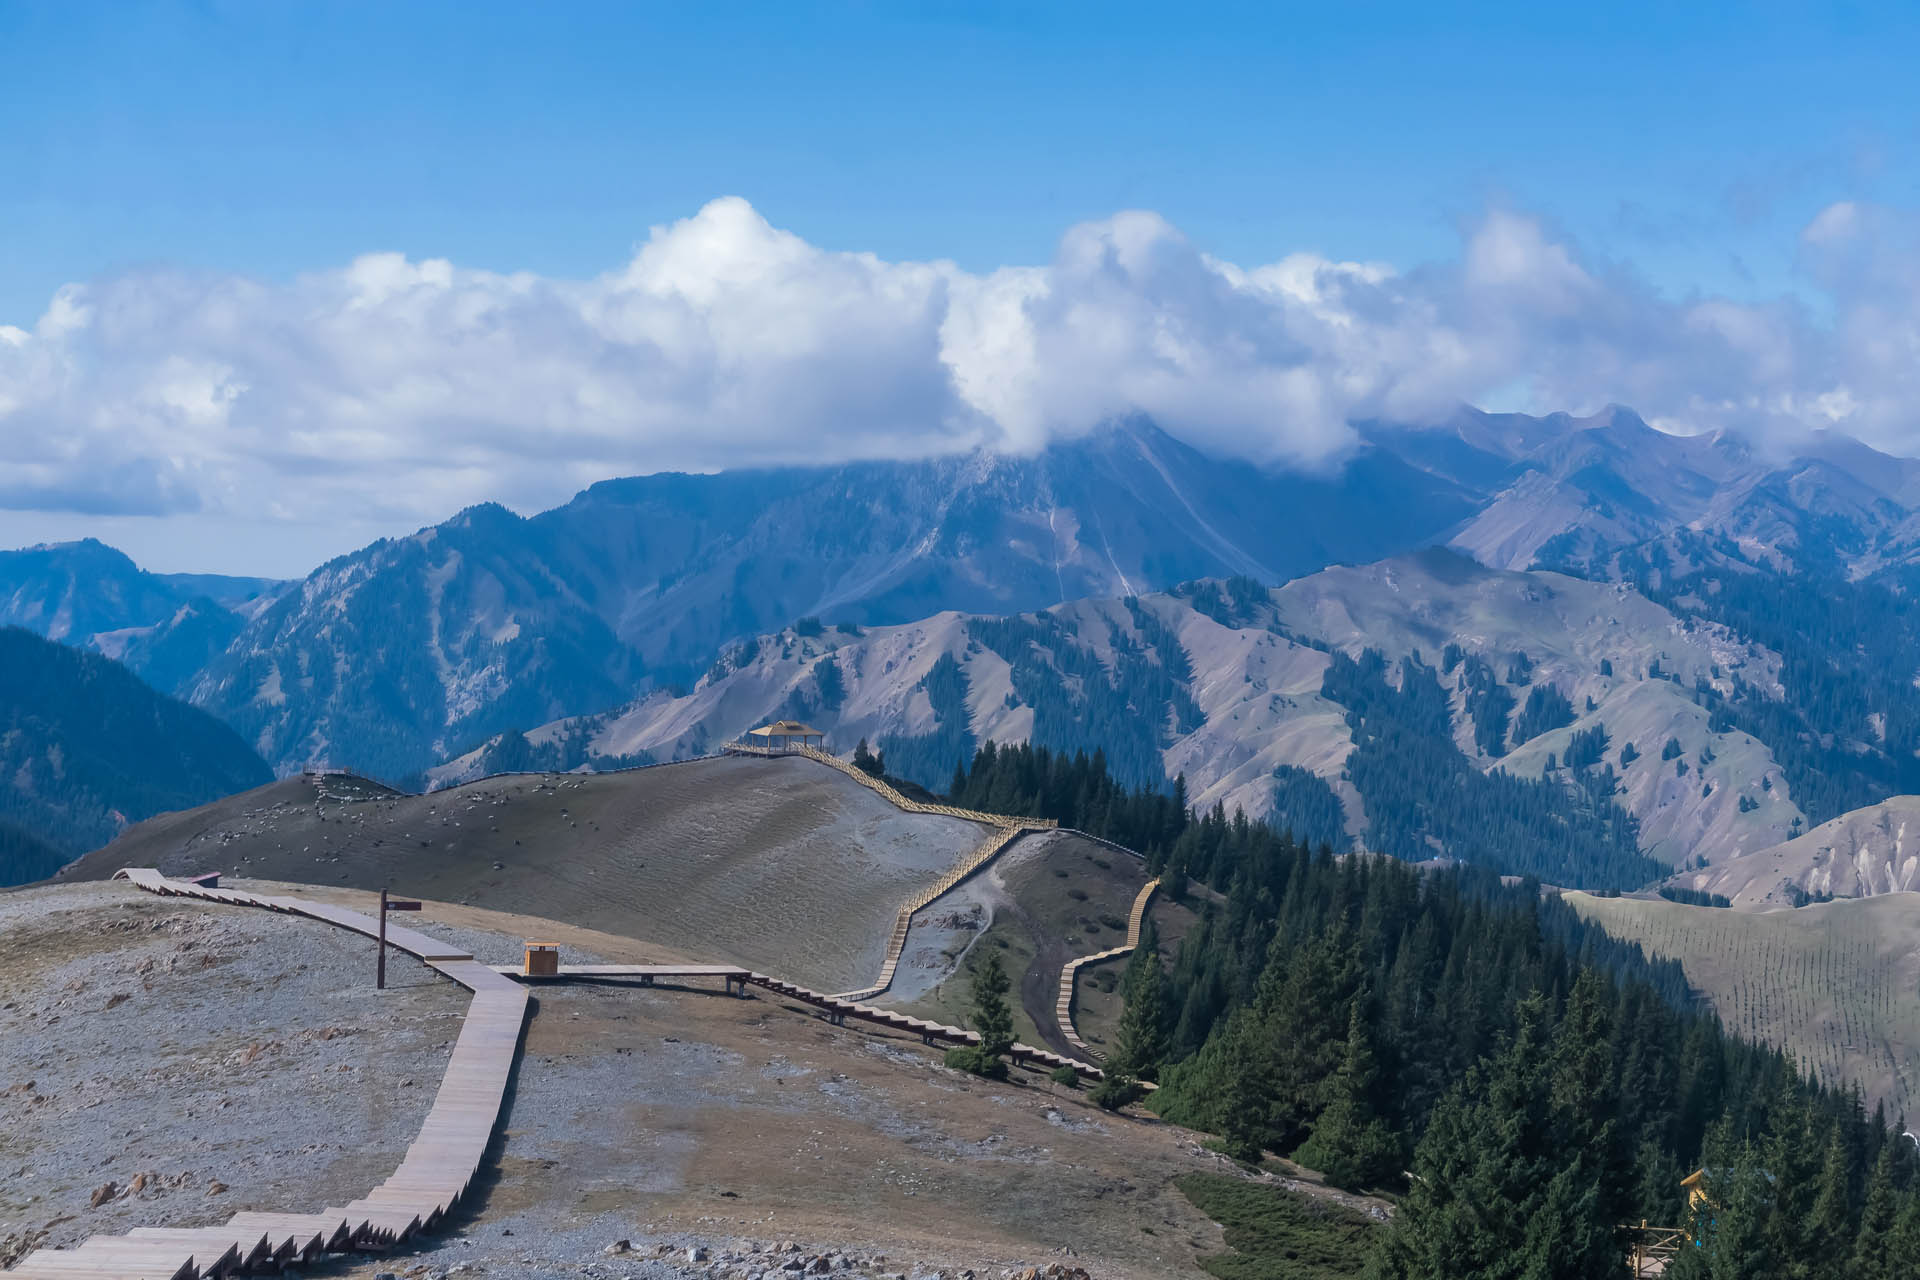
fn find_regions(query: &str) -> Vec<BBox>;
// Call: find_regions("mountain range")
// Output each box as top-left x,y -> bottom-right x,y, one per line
9,404 -> 1920,895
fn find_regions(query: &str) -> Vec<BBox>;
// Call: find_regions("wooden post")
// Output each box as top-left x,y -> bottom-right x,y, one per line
376,890 -> 422,989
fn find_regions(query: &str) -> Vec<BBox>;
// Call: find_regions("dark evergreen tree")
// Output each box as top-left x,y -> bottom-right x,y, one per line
1850,1142 -> 1901,1280
1112,924 -> 1169,1081
969,948 -> 1013,1060
1292,1000 -> 1401,1191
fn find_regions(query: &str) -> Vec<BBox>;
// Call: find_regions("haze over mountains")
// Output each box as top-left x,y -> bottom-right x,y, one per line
9,403 -> 1920,898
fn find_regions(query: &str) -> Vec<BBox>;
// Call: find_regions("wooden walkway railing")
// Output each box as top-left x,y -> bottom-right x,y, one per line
722,742 -> 1056,1004
1056,880 -> 1160,1063
11,870 -> 529,1280
491,963 -> 1106,1082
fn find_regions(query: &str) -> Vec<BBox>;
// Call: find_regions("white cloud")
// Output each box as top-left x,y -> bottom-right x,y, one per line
4,195 -> 1920,572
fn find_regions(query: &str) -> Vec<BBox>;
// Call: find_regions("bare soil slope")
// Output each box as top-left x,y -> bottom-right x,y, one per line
1568,891 -> 1920,1118
1674,795 -> 1920,906
59,756 -> 984,993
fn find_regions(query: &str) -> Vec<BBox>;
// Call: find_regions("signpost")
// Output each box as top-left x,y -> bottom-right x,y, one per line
377,887 -> 422,989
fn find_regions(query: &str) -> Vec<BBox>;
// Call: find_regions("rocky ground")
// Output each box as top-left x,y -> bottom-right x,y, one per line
0,881 -> 465,1267
4,879 -> 1248,1279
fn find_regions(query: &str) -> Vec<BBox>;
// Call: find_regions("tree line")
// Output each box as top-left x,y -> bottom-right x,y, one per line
937,737 -> 1920,1279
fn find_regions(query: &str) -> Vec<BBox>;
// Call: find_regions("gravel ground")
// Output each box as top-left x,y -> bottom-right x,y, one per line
7,869 -> 1232,1279
0,881 -> 465,1263
316,973 -> 1217,1280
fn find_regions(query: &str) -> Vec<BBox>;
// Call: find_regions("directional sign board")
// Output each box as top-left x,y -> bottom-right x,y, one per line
388,900 -> 422,911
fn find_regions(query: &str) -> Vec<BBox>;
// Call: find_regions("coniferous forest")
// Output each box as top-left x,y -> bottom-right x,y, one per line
933,740 -> 1920,1280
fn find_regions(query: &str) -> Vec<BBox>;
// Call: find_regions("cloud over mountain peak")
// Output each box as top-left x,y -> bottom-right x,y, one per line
2,196 -> 1916,564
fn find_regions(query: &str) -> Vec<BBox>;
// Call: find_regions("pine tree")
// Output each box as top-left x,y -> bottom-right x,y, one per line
946,947 -> 1014,1080
1886,1186 -> 1920,1280
1214,1013 -> 1272,1163
1293,1000 -> 1401,1191
1849,1142 -> 1900,1280
1542,972 -> 1633,1279
1112,930 -> 1169,1081
1806,1127 -> 1856,1274
1367,995 -> 1556,1279
969,948 -> 1013,1060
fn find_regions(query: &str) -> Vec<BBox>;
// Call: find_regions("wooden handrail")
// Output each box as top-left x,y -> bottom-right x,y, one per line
1056,880 -> 1159,1062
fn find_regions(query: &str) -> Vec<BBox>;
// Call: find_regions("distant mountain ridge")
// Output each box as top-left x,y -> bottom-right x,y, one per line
12,405 -> 1920,792
0,627 -> 273,884
431,549 -> 1815,891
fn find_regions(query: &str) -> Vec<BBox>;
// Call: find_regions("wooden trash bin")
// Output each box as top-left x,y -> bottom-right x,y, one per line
524,942 -> 560,976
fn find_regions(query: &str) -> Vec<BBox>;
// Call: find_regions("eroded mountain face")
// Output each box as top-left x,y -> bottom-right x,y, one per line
11,405 -> 1920,895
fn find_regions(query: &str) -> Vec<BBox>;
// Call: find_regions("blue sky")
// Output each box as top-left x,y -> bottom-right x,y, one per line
4,1 -> 1913,320
2,1 -> 1918,573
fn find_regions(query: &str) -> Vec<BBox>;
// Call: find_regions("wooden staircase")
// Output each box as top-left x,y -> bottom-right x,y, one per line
1055,880 -> 1160,1063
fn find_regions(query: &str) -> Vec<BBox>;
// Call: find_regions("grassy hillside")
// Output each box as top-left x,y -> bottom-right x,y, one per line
1567,891 -> 1920,1117
0,627 -> 271,884
60,755 -> 984,993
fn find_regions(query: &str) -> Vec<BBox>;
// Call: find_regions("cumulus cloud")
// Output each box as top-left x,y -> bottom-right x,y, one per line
3,194 -> 1919,567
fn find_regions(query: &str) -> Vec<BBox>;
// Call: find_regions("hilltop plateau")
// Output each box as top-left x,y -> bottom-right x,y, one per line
59,756 -> 985,994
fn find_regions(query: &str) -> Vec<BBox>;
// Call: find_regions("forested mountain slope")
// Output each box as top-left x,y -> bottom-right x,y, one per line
0,628 -> 272,884
18,405 -> 1920,791
177,420 -> 1478,779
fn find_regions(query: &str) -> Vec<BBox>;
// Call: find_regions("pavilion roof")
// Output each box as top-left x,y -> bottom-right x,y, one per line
748,720 -> 825,738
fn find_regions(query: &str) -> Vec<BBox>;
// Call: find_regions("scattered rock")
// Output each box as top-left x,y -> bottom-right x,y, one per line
603,1240 -> 631,1255
687,1245 -> 710,1263
205,1180 -> 228,1196
89,1182 -> 116,1208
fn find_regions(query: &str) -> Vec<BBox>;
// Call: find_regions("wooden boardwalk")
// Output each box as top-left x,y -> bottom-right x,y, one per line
1056,880 -> 1160,1062
495,961 -> 1106,1081
721,744 -> 1057,1003
12,870 -> 529,1280
12,753 -> 1136,1278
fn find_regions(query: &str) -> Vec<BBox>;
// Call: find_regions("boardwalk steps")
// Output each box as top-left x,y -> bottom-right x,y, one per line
723,743 -> 1056,1004
11,870 -> 529,1280
1055,880 -> 1160,1063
